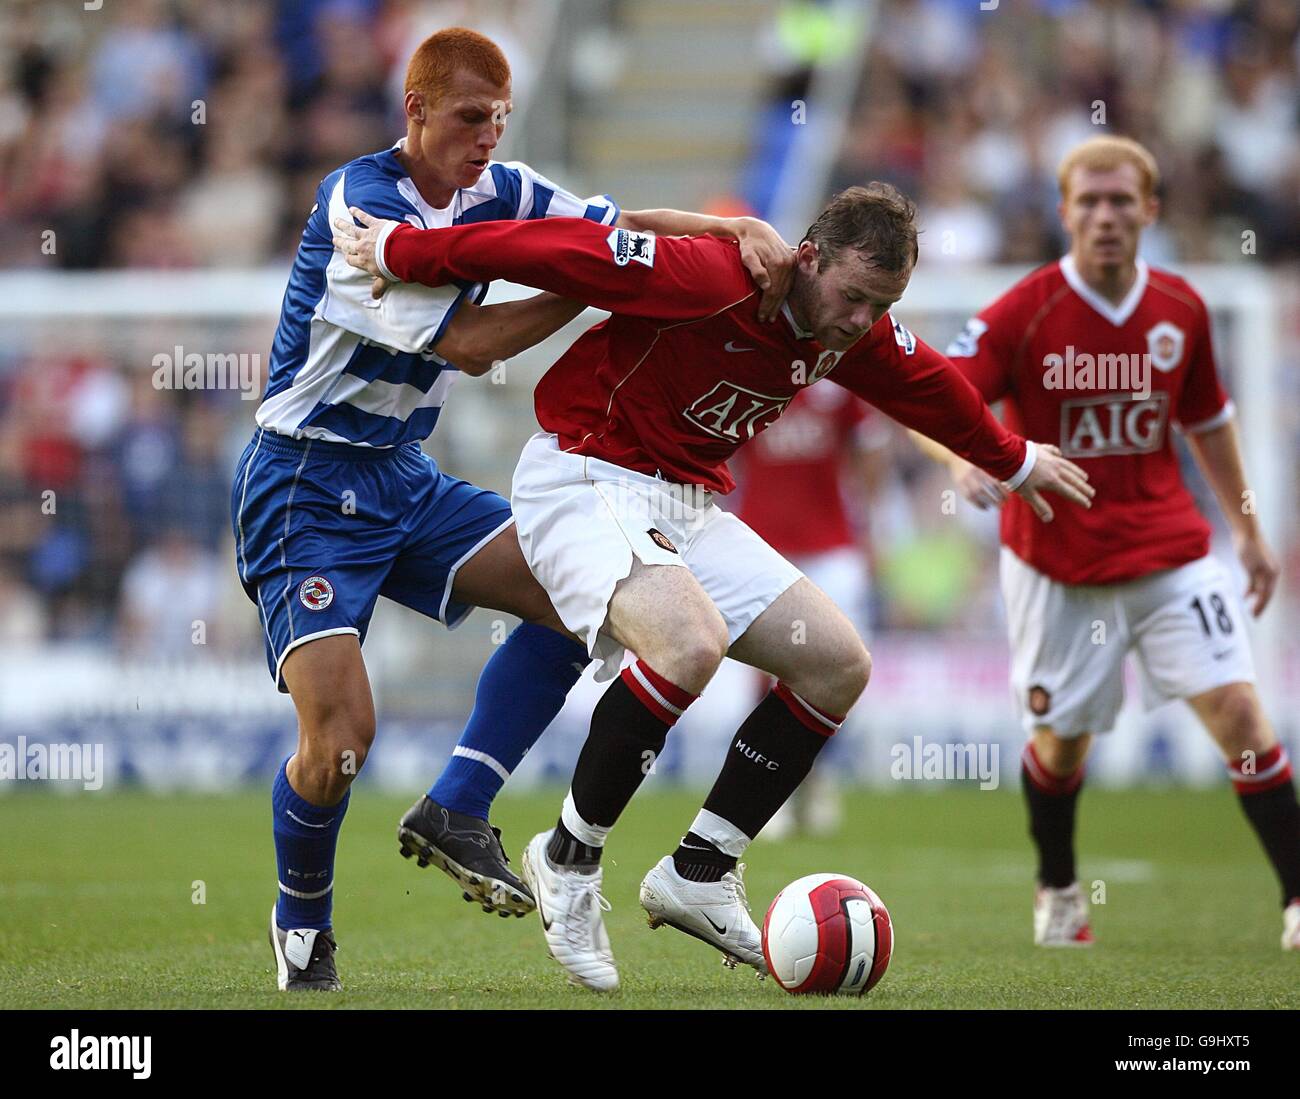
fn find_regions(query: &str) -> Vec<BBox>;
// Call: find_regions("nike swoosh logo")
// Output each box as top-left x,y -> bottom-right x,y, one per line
537,893 -> 553,931
724,341 -> 753,353
703,912 -> 727,935
1213,650 -> 1232,660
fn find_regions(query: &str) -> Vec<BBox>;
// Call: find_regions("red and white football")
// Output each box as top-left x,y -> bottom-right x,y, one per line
762,873 -> 893,995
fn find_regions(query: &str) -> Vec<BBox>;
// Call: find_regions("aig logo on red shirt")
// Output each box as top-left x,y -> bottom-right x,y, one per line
1059,392 -> 1169,457
684,381 -> 791,441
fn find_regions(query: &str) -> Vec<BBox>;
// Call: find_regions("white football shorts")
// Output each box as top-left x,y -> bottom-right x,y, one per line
1000,547 -> 1256,738
511,432 -> 804,682
789,545 -> 872,643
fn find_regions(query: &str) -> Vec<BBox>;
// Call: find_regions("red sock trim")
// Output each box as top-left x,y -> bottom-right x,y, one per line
773,682 -> 843,737
1021,742 -> 1084,795
1229,744 -> 1293,795
620,660 -> 696,726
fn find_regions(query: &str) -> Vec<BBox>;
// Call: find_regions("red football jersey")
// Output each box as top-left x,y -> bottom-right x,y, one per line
946,255 -> 1230,584
733,386 -> 876,555
383,217 -> 1031,493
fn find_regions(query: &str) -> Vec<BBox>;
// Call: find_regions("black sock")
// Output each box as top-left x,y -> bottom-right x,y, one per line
1021,743 -> 1082,888
563,661 -> 695,855
672,832 -> 736,882
1237,782 -> 1300,905
699,685 -> 839,842
547,819 -> 602,869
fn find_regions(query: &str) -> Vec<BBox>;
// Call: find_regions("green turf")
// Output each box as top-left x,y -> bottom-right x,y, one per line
0,787 -> 1295,1009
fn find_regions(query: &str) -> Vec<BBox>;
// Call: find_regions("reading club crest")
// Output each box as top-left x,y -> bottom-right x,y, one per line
298,575 -> 335,612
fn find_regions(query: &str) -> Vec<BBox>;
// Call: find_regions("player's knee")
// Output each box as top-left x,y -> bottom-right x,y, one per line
806,636 -> 870,707
644,612 -> 728,693
677,624 -> 730,682
1033,728 -> 1089,775
848,642 -> 872,695
1202,684 -> 1271,756
818,638 -> 872,713
302,704 -> 375,773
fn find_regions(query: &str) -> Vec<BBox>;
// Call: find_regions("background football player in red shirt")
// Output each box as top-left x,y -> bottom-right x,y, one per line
920,135 -> 1299,950
732,388 -> 889,838
336,182 -> 1094,988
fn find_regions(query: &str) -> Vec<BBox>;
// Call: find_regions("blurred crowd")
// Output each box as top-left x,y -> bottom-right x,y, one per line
832,0 -> 1300,265
0,0 -> 541,656
0,0 -> 539,269
0,0 -> 1296,661
0,331 -> 266,654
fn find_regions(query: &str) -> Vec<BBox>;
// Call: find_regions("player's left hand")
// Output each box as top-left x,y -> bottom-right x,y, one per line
730,217 -> 795,322
1011,443 -> 1094,523
333,207 -> 398,299
1233,529 -> 1279,616
949,455 -> 1009,509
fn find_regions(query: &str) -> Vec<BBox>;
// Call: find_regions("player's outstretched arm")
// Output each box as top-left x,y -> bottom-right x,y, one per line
841,329 -> 1092,524
335,206 -> 753,322
434,295 -> 589,377
1010,443 -> 1094,523
617,209 -> 793,322
908,428 -> 1091,521
1185,417 -> 1280,615
906,429 -> 1009,510
328,210 -> 587,375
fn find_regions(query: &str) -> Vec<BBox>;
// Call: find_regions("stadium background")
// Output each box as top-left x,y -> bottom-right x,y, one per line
0,0 -> 1297,798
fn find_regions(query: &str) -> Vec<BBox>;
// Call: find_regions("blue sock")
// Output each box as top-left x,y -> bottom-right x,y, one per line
430,623 -> 588,819
272,758 -> 349,930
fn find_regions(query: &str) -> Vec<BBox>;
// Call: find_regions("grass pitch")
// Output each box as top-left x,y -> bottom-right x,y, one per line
1,787 -> 1295,1009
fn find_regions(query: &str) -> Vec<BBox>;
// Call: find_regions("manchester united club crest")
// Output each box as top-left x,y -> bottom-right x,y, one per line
1145,321 -> 1185,373
1027,685 -> 1052,716
808,349 -> 841,383
298,575 -> 335,612
647,528 -> 678,554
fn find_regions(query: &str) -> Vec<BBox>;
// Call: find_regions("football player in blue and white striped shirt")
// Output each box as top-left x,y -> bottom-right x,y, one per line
236,27 -> 794,990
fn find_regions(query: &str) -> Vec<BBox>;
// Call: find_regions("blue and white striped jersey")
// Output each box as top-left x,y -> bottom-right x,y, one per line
256,141 -> 620,448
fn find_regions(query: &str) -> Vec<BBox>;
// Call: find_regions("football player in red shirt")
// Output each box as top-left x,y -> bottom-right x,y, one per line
921,136 -> 1298,950
335,183 -> 1093,989
732,388 -> 889,838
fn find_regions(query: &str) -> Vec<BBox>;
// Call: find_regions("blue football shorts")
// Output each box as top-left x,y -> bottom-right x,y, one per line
231,428 -> 514,691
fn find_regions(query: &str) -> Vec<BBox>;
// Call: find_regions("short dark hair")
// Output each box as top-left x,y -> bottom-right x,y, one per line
801,182 -> 919,274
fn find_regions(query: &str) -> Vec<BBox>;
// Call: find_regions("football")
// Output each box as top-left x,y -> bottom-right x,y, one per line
762,873 -> 893,995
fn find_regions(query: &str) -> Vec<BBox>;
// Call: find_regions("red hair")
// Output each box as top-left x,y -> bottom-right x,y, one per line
405,27 -> 511,103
